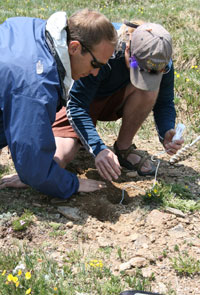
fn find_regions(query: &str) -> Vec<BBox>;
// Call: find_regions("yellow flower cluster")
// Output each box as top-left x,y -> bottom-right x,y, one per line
138,7 -> 144,14
89,259 -> 103,268
1,269 -> 32,294
174,71 -> 180,78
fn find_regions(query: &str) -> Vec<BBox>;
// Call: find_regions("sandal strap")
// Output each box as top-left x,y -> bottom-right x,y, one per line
114,142 -> 137,158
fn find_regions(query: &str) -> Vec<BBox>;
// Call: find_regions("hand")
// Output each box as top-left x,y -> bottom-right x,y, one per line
163,129 -> 184,155
95,149 -> 121,181
0,174 -> 28,189
78,178 -> 106,192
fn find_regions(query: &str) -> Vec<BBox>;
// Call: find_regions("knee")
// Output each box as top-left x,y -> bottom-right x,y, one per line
143,90 -> 158,105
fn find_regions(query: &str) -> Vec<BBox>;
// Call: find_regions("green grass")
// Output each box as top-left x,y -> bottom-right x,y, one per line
143,181 -> 200,212
171,252 -> 200,276
0,248 -> 153,295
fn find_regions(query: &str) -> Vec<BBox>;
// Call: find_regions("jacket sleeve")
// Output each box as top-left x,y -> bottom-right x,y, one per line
153,62 -> 176,142
67,68 -> 109,157
5,93 -> 79,199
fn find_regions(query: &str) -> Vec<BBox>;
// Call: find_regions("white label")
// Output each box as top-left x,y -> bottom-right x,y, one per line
172,123 -> 185,141
36,60 -> 43,74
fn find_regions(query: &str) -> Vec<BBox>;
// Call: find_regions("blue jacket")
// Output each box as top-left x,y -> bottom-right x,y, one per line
68,27 -> 176,157
0,17 -> 79,198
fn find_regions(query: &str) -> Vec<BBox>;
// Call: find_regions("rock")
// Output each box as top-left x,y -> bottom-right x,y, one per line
97,237 -> 113,248
165,207 -> 186,218
66,221 -> 73,228
129,257 -> 147,268
130,233 -> 139,241
126,171 -> 138,177
119,257 -> 147,271
146,210 -> 170,227
168,223 -> 187,238
142,267 -> 154,278
134,234 -> 149,249
119,261 -> 132,271
157,282 -> 167,294
57,206 -> 81,221
48,213 -> 61,219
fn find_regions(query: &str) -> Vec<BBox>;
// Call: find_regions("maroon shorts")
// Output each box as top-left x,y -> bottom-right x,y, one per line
52,87 -> 126,138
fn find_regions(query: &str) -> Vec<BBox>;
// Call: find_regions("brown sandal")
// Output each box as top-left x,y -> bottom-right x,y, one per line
113,141 -> 156,176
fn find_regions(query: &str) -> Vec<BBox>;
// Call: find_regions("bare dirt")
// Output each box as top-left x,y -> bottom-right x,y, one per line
0,123 -> 200,295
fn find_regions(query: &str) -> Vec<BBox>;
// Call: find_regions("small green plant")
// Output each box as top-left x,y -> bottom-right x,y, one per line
49,222 -> 61,230
143,181 -> 200,212
162,249 -> 168,258
171,253 -> 200,276
98,246 -> 113,257
117,247 -> 123,262
174,244 -> 180,252
124,268 -> 154,291
12,210 -> 34,231
49,230 -> 66,237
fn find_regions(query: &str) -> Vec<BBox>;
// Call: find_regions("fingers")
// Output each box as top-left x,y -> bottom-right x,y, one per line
78,178 -> 107,193
95,150 -> 121,181
97,160 -> 121,181
165,140 -> 184,155
0,174 -> 28,189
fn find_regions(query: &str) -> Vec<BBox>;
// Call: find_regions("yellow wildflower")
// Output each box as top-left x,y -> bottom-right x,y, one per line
176,74 -> 180,78
16,281 -> 20,287
185,78 -> 190,82
194,65 -> 198,68
89,259 -> 103,268
7,274 -> 14,282
18,269 -> 22,276
148,193 -> 151,197
25,272 -> 31,280
153,189 -> 158,193
1,270 -> 6,276
12,276 -> 19,283
26,288 -> 31,294
54,287 -> 58,291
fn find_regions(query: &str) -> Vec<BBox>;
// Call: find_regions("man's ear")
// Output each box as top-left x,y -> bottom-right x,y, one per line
68,40 -> 81,55
125,41 -> 130,51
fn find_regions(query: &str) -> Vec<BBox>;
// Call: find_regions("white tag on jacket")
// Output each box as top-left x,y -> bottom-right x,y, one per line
36,60 -> 43,74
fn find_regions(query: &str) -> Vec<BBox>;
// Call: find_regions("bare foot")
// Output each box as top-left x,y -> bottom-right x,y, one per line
0,174 -> 28,189
78,178 -> 107,193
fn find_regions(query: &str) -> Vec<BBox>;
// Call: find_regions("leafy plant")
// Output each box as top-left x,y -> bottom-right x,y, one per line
171,253 -> 200,276
12,210 -> 34,231
143,181 -> 200,212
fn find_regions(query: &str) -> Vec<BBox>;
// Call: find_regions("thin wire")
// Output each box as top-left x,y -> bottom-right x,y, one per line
120,189 -> 125,204
151,150 -> 166,188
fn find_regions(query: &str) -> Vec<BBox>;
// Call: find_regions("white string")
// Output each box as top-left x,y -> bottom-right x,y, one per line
169,135 -> 200,164
151,150 -> 166,188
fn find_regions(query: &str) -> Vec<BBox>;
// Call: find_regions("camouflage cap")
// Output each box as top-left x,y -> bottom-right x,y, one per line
130,23 -> 172,91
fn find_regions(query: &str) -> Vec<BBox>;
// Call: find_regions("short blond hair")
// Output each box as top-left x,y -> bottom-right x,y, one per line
118,19 -> 145,43
67,9 -> 117,51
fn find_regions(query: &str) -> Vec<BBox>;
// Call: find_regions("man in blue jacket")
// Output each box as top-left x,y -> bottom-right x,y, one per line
0,9 -> 117,198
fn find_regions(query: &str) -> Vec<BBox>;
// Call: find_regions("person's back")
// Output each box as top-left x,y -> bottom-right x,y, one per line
0,17 -> 59,114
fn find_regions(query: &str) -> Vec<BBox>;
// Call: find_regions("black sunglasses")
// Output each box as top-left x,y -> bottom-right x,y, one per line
79,40 -> 106,69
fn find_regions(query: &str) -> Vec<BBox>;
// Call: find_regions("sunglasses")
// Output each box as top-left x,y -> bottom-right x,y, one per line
79,40 -> 106,69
